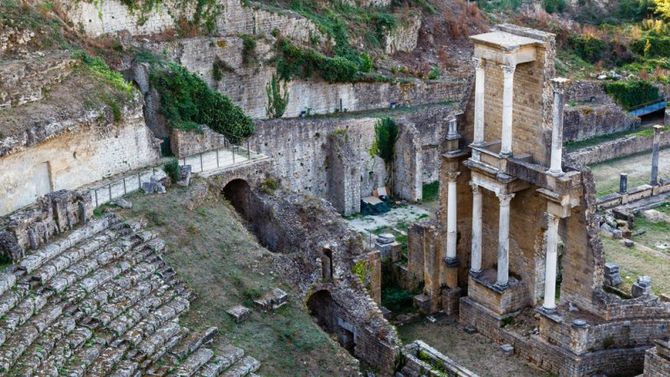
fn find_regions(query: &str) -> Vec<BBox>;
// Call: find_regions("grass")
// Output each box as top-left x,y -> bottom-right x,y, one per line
422,181 -> 439,203
117,181 -> 358,375
603,235 -> 670,296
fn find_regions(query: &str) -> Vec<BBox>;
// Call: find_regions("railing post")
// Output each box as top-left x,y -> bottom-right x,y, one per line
216,149 -> 220,168
123,178 -> 127,195
233,146 -> 236,164
247,140 -> 251,160
94,190 -> 99,208
108,184 -> 112,202
199,153 -> 204,172
137,172 -> 141,189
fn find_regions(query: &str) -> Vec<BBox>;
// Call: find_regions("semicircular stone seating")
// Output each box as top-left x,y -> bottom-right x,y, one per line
0,214 -> 260,377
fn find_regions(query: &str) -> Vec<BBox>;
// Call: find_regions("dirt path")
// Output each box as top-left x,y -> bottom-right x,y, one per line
590,148 -> 670,196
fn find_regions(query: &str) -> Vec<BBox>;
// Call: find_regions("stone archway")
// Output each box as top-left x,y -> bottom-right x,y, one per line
222,179 -> 252,220
307,289 -> 355,352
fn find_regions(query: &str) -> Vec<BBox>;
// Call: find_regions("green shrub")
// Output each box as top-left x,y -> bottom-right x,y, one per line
163,159 -> 180,183
381,287 -> 414,313
149,63 -> 254,143
370,117 -> 399,164
427,66 -> 440,80
631,33 -> 670,58
275,39 -> 360,83
543,0 -> 566,13
568,34 -> 607,63
618,0 -> 654,21
604,80 -> 661,110
266,74 -> 289,119
240,33 -> 257,65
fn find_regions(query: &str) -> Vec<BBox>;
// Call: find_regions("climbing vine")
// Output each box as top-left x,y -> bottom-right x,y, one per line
265,74 -> 290,119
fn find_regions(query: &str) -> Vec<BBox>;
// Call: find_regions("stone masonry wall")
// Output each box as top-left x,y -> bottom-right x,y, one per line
568,131 -> 670,165
0,105 -> 161,216
146,36 -> 468,119
563,104 -> 640,142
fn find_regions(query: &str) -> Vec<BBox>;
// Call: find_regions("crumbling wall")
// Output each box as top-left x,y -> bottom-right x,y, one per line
327,132 -> 362,215
568,131 -> 670,165
170,125 -> 229,159
563,104 -> 640,142
393,121 -> 422,202
384,14 -> 421,55
0,105 -> 161,216
0,190 -> 92,261
225,189 -> 400,375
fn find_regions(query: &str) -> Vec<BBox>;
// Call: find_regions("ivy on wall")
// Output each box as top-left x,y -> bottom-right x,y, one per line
604,80 -> 661,110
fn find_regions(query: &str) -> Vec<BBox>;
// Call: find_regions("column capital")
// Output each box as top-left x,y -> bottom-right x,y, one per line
546,211 -> 560,224
551,77 -> 570,95
446,171 -> 461,182
472,56 -> 483,70
469,182 -> 480,193
501,64 -> 516,75
497,192 -> 515,205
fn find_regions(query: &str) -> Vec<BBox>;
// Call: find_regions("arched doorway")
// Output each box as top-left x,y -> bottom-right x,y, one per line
222,179 -> 252,219
307,290 -> 355,352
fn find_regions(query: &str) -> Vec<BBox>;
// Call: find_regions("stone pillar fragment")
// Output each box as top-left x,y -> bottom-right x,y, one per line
619,173 -> 628,194
473,58 -> 486,146
500,64 -> 516,156
549,78 -> 569,175
651,125 -> 663,186
495,192 -> 514,288
543,212 -> 560,312
470,183 -> 482,274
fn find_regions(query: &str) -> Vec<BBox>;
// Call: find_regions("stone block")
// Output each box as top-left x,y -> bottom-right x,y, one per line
253,288 -> 288,311
604,262 -> 622,287
441,287 -> 461,316
631,276 -> 652,298
413,294 -> 432,315
177,165 -> 192,187
142,176 -> 166,194
500,344 -> 514,356
226,305 -> 251,323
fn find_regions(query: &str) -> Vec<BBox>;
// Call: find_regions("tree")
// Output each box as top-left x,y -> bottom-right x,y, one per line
656,0 -> 670,19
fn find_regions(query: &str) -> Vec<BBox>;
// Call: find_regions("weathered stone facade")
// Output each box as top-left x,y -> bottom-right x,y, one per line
407,24 -> 670,377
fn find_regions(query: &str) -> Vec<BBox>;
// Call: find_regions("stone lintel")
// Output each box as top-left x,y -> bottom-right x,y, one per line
470,31 -> 542,66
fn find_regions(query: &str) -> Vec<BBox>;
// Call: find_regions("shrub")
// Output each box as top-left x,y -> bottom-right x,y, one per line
619,0 -> 654,21
265,74 -> 289,119
568,34 -> 607,63
427,66 -> 440,80
239,33 -> 257,65
275,39 -> 359,83
604,80 -> 660,110
543,0 -> 566,13
631,33 -> 670,58
163,159 -> 180,183
150,63 -> 254,143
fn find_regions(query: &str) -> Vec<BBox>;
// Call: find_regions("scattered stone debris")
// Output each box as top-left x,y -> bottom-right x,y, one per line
604,263 -> 623,287
463,325 -> 477,334
112,198 -> 133,209
375,233 -> 400,261
226,305 -> 251,323
142,175 -> 167,194
641,209 -> 669,223
632,276 -> 653,298
500,344 -> 514,356
623,239 -> 634,248
254,288 -> 288,311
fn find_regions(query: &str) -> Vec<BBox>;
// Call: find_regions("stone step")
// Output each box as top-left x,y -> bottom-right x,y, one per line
10,316 -> 77,376
197,345 -> 245,377
170,327 -> 218,360
172,347 -> 214,377
109,359 -> 140,377
221,356 -> 261,377
17,215 -> 118,275
33,325 -> 93,376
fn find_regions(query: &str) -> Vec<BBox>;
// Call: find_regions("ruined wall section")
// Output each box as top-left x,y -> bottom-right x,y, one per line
568,131 -> 670,165
0,96 -> 161,216
393,121 -> 422,202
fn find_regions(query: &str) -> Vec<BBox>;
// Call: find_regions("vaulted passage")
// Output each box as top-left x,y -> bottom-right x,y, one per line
307,290 -> 355,353
222,179 -> 253,220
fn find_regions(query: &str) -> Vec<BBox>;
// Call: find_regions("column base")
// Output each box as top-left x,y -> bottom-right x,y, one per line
539,306 -> 557,315
444,257 -> 460,267
469,269 -> 482,278
492,282 -> 509,292
546,169 -> 564,177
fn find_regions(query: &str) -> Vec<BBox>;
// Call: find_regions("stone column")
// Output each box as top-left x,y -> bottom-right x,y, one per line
619,173 -> 628,194
543,212 -> 560,312
473,57 -> 486,146
549,78 -> 568,175
447,116 -> 460,140
500,64 -> 516,156
496,192 -> 514,288
470,183 -> 483,275
445,172 -> 460,264
651,125 -> 663,186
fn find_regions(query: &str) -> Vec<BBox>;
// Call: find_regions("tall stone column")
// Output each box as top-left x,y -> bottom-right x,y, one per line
549,78 -> 569,175
473,57 -> 486,146
495,192 -> 514,288
500,64 -> 516,156
445,172 -> 460,264
651,124 -> 663,186
470,183 -> 482,275
543,212 -> 560,312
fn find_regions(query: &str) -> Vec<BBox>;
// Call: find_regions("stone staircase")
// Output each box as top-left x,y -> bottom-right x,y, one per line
0,213 -> 260,376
